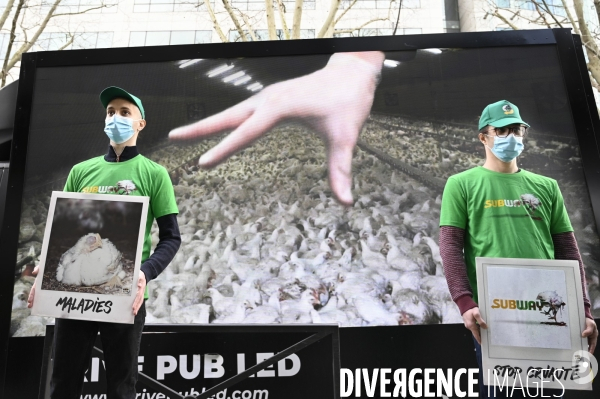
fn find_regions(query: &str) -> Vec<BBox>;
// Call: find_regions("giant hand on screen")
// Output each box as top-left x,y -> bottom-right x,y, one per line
463,306 -> 488,344
168,51 -> 385,206
582,318 -> 598,354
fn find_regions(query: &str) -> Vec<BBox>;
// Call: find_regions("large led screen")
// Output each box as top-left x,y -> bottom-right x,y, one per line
9,44 -> 600,336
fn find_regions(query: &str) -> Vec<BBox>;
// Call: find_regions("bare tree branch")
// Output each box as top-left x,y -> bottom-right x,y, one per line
57,33 -> 75,51
222,0 -> 249,41
292,0 -> 304,39
0,0 -> 16,32
538,0 -> 563,27
333,17 -> 393,35
334,0 -> 358,25
492,5 -> 542,24
317,0 -> 341,38
51,5 -> 113,18
490,9 -> 520,30
2,0 -> 26,88
531,2 -> 553,28
241,13 -> 259,41
205,0 -> 228,42
4,0 -> 63,77
393,0 -> 403,35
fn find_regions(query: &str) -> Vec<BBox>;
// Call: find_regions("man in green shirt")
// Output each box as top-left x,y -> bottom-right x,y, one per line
28,87 -> 181,399
439,100 -> 597,398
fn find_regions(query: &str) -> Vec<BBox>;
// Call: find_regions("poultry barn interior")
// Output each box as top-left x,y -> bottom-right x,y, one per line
9,44 -> 600,336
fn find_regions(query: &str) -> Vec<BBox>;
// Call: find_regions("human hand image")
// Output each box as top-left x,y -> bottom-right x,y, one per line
168,51 -> 385,206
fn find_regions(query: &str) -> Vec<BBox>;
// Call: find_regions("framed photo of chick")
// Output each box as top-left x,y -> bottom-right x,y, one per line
31,191 -> 148,324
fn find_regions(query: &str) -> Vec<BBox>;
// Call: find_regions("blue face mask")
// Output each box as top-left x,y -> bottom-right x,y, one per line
104,115 -> 139,144
486,134 -> 524,163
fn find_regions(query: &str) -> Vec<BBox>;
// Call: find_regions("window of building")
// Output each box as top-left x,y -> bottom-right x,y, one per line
33,32 -> 113,52
339,0 -> 417,9
73,32 -> 114,49
334,27 -> 421,37
546,0 -> 566,16
133,0 -> 212,13
228,29 -> 315,42
229,0 -> 266,11
516,0 -> 535,10
129,31 -> 212,46
496,0 -> 566,15
41,0 -> 118,14
279,0 -> 316,10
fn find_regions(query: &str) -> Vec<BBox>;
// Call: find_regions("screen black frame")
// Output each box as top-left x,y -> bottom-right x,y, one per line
2,28 -> 600,398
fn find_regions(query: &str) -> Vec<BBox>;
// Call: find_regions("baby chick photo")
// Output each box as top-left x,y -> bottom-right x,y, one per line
31,192 -> 148,323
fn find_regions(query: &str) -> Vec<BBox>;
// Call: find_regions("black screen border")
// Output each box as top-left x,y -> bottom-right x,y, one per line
2,28 -> 600,398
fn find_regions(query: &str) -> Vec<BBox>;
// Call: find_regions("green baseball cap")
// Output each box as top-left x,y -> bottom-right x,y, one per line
100,86 -> 145,119
478,100 -> 529,130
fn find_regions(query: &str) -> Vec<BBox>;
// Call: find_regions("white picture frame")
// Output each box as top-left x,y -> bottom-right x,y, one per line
31,191 -> 149,324
476,257 -> 591,391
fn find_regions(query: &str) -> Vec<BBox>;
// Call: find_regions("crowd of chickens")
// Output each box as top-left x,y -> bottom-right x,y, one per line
145,126 -> 456,326
11,115 -> 600,336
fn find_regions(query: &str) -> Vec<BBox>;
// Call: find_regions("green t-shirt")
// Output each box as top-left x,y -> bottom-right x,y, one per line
439,166 -> 572,301
64,155 -> 179,296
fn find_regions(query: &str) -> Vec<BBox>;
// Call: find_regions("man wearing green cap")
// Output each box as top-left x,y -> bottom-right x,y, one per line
27,87 -> 181,399
439,100 -> 597,398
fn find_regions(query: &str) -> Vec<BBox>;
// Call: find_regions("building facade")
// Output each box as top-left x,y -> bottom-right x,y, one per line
0,0 -> 598,85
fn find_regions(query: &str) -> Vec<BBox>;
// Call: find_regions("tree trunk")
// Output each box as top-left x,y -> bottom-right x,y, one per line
292,0 -> 304,39
1,0 -> 25,87
275,0 -> 291,39
560,0 -> 580,35
265,0 -> 277,40
0,0 -> 16,32
205,0 -> 228,42
222,0 -> 249,41
318,0 -> 341,38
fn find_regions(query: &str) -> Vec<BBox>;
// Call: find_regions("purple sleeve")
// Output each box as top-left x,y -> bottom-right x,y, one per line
552,231 -> 593,320
439,225 -> 478,315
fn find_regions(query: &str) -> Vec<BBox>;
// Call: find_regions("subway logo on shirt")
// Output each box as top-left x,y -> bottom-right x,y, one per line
81,180 -> 137,195
484,199 -> 524,208
484,193 -> 543,221
484,193 -> 540,209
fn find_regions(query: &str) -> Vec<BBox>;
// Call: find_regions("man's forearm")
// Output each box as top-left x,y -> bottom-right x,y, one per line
140,213 -> 181,282
439,225 -> 478,314
552,231 -> 593,320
